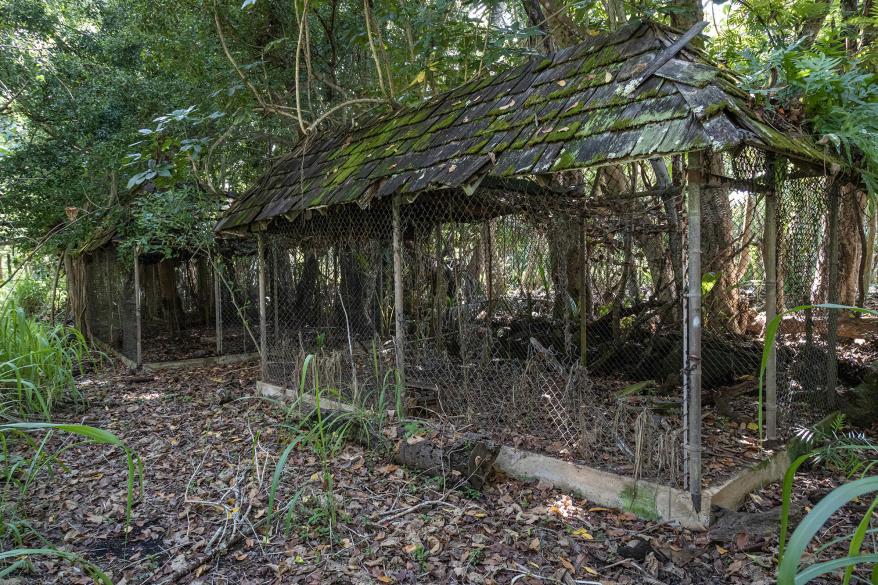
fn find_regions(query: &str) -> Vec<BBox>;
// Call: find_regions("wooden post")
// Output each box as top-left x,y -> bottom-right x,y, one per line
214,260 -> 223,356
272,246 -> 280,343
257,234 -> 268,380
133,250 -> 142,368
685,154 -> 703,511
484,221 -> 493,324
764,155 -> 778,443
579,216 -> 588,367
392,195 -> 406,409
825,181 -> 841,408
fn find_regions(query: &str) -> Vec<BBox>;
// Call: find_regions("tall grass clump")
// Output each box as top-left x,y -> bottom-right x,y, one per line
0,298 -> 89,420
267,352 -> 403,541
761,304 -> 878,583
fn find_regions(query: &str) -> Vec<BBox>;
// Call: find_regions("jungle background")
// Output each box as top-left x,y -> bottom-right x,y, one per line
0,0 -> 878,583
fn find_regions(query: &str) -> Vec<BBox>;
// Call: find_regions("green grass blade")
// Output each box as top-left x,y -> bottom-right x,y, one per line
0,548 -> 113,584
779,452 -> 815,561
777,475 -> 878,585
267,434 -> 305,533
843,496 -> 878,585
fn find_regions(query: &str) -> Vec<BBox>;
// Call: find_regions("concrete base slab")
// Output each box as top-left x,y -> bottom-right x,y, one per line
495,447 -> 707,529
255,378 -> 791,529
142,352 -> 259,372
705,448 -> 791,511
256,380 -> 358,413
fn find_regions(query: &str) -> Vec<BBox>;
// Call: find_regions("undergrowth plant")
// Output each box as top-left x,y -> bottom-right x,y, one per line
267,352 -> 402,541
760,304 -> 878,583
0,298 -> 90,420
0,423 -> 142,583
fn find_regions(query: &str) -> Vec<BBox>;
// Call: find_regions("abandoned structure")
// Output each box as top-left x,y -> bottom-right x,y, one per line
215,20 -> 849,519
71,232 -> 261,368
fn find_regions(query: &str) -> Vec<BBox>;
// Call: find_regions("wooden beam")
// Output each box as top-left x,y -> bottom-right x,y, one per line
214,260 -> 223,356
133,250 -> 142,368
257,234 -> 268,380
621,21 -> 709,97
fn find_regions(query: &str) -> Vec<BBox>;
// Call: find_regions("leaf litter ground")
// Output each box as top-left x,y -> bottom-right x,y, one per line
8,359 -> 873,584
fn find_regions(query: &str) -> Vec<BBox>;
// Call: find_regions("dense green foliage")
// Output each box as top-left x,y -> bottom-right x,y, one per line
1,0 -> 873,261
0,298 -> 88,420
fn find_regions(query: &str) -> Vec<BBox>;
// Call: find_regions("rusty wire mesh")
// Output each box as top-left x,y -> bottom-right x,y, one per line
82,247 -> 139,364
81,247 -> 260,365
137,253 -> 216,362
251,149 -> 842,488
214,243 -> 261,356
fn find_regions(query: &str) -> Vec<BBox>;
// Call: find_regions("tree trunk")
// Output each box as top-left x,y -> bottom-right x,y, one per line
701,156 -> 746,335
863,204 -> 877,299
837,186 -> 864,305
157,258 -> 183,337
65,252 -> 88,335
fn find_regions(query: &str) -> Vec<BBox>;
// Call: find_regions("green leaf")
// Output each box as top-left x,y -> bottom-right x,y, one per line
0,423 -> 124,447
777,475 -> 878,585
701,272 -> 720,296
0,548 -> 112,584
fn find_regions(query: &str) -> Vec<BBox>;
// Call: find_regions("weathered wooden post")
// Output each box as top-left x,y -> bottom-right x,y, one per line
764,155 -> 778,443
686,153 -> 703,511
257,233 -> 268,380
579,215 -> 588,367
392,195 -> 406,411
133,249 -> 143,368
214,259 -> 223,356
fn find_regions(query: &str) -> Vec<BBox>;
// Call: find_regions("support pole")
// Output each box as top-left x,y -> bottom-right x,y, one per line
257,234 -> 268,380
272,246 -> 280,344
214,260 -> 223,356
685,154 -> 703,511
392,195 -> 406,411
764,155 -> 778,443
579,216 -> 588,367
825,181 -> 841,409
134,250 -> 142,368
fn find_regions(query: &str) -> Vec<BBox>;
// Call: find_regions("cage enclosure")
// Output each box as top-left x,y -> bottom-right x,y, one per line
73,236 -> 261,368
216,20 -> 860,520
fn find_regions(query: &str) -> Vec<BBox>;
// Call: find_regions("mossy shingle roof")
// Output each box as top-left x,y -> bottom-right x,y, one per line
217,20 -> 831,232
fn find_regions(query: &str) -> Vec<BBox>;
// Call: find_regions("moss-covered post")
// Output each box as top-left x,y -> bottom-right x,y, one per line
392,195 -> 406,412
214,260 -> 223,356
257,233 -> 268,380
686,153 -> 703,511
764,155 -> 778,443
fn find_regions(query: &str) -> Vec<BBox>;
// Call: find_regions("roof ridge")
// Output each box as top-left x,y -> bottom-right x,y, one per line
216,21 -> 833,232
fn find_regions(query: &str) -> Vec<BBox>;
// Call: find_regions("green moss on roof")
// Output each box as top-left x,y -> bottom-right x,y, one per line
216,20 -> 835,233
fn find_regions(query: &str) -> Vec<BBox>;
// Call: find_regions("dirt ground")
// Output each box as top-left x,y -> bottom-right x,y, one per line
10,359 -> 869,584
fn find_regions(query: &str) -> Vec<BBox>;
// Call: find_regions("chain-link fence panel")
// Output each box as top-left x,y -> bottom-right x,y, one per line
82,247 -> 139,364
215,244 -> 261,356
254,150 -> 847,490
138,253 -> 216,362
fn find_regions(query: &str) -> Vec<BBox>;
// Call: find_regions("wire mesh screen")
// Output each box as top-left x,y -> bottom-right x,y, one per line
263,204 -> 396,403
776,170 -> 838,430
256,151 -> 841,489
82,247 -> 139,364
261,173 -> 689,486
215,244 -> 261,356
138,253 -> 216,362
